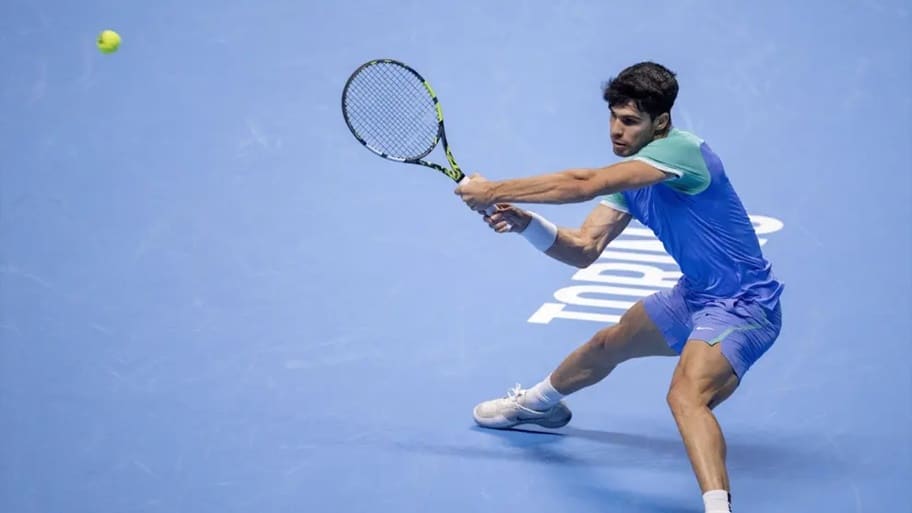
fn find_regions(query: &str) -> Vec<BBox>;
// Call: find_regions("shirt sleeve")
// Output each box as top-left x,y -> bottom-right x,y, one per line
630,131 -> 711,195
600,192 -> 629,213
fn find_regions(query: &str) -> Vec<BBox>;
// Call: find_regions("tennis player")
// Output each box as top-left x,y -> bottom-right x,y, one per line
454,61 -> 784,513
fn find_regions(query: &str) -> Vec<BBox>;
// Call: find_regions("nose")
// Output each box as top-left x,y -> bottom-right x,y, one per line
610,118 -> 623,139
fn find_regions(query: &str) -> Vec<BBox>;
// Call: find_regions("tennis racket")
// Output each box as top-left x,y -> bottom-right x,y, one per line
341,58 -> 502,220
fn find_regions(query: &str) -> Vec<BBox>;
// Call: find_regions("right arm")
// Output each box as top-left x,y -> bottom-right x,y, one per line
485,203 -> 631,268
546,204 -> 631,267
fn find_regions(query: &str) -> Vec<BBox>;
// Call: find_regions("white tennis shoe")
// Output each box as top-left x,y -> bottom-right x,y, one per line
473,384 -> 572,429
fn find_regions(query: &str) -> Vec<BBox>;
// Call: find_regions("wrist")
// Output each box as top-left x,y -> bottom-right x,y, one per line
520,211 -> 558,251
486,181 -> 502,205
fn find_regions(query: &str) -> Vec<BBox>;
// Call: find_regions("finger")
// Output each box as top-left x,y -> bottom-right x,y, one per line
500,212 -> 520,224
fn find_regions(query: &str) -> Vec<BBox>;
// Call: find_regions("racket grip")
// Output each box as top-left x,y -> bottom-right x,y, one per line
458,176 -> 512,230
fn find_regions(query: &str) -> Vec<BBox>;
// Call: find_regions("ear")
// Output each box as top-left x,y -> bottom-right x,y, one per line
654,112 -> 670,133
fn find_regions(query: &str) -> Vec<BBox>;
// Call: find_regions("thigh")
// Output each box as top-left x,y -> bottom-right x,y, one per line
670,339 -> 740,409
609,300 -> 679,360
689,299 -> 783,380
641,284 -> 694,355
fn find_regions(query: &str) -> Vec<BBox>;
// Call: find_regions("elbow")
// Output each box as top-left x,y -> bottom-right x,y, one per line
573,256 -> 598,269
572,259 -> 592,269
562,170 -> 601,203
574,182 -> 600,203
576,245 -> 601,268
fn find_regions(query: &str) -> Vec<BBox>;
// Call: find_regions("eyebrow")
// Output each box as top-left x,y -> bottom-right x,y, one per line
611,109 -> 641,120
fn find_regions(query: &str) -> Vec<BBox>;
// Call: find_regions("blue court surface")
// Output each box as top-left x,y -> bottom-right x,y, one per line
2,1 -> 910,512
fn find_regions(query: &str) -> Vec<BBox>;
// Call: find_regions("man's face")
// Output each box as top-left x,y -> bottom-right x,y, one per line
609,101 -> 667,157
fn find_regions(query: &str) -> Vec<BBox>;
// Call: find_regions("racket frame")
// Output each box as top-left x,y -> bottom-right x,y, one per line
341,58 -> 468,184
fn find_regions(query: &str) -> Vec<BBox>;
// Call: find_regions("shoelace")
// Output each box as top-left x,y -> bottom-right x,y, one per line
506,383 -> 524,402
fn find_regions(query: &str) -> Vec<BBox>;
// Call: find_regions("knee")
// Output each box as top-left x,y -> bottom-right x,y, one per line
588,322 -> 635,358
589,311 -> 640,350
580,325 -> 624,369
666,377 -> 707,414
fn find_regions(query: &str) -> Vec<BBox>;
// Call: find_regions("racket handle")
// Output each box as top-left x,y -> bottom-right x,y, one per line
458,176 -> 512,230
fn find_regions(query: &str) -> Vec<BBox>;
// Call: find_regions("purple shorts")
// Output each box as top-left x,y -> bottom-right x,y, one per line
643,284 -> 783,379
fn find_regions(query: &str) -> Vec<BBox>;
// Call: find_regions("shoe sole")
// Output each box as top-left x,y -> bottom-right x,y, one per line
473,408 -> 572,429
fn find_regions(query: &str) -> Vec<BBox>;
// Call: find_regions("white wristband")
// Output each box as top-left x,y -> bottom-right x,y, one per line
521,211 -> 558,252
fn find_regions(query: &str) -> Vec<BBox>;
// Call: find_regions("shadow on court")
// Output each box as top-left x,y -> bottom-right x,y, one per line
388,424 -> 851,481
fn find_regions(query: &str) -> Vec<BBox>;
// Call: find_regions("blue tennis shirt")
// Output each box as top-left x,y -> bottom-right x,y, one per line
601,128 -> 783,310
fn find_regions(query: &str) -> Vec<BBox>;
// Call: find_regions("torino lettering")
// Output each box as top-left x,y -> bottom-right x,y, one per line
527,215 -> 784,325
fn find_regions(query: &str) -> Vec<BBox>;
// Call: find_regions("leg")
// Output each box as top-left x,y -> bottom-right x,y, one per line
666,299 -> 782,511
668,299 -> 782,513
550,300 -> 677,394
666,341 -> 739,493
472,299 -> 680,429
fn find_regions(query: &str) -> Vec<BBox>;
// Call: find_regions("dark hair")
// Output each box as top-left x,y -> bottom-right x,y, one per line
603,62 -> 678,120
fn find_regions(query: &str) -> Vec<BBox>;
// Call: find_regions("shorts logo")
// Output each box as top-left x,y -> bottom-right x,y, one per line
527,215 -> 784,325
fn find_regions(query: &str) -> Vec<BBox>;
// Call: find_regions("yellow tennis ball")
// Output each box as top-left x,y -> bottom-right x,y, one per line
97,30 -> 121,54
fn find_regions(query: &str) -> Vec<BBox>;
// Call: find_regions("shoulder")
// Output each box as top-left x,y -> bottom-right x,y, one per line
635,129 -> 703,156
629,129 -> 712,194
628,129 -> 706,175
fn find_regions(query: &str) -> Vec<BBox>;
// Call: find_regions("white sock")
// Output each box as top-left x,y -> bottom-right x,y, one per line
703,490 -> 731,513
520,374 -> 564,410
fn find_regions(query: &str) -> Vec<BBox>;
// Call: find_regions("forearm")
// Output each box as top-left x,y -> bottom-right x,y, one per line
543,228 -> 599,268
490,169 -> 602,205
518,205 -> 628,268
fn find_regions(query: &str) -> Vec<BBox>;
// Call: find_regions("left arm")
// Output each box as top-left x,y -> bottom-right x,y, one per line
456,161 -> 670,210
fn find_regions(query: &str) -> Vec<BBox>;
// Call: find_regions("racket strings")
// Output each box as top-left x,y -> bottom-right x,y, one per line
343,62 -> 440,160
